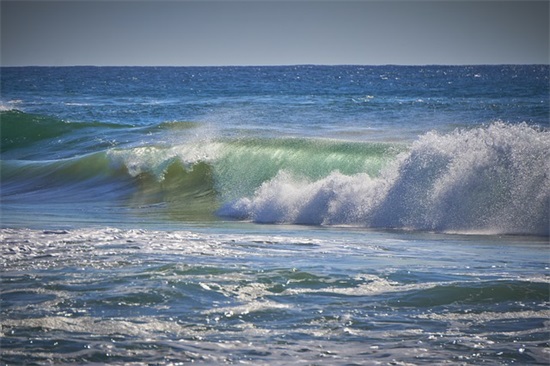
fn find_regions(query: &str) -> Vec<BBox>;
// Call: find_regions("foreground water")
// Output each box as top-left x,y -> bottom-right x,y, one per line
1,226 -> 548,365
1,65 -> 549,364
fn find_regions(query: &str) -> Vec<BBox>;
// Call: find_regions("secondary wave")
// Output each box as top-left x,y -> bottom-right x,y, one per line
0,110 -> 130,155
220,123 -> 550,236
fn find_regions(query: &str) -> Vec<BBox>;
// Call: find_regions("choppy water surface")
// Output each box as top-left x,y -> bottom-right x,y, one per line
2,227 -> 548,365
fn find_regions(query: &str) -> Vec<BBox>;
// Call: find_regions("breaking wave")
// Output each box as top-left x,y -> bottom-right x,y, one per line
220,123 -> 550,236
1,111 -> 548,235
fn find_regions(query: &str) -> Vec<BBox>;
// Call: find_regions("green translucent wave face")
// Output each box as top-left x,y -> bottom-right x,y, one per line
0,110 -> 132,159
212,138 -> 403,201
0,110 -> 72,152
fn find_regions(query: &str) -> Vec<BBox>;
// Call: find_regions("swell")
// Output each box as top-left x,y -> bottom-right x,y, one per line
0,110 -> 129,153
1,153 -> 132,203
2,152 -> 214,203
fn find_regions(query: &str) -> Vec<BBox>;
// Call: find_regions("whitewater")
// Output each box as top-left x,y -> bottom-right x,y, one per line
1,65 -> 549,365
220,123 -> 549,235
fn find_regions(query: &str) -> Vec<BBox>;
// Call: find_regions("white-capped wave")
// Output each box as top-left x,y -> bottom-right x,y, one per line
220,123 -> 550,236
0,99 -> 22,111
107,142 -> 224,180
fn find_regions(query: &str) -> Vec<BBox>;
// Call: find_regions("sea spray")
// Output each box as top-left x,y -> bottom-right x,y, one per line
220,123 -> 550,235
107,143 -> 224,181
372,122 -> 549,234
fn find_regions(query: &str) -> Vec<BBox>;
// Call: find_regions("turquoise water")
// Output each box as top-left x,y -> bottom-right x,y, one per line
1,65 -> 549,364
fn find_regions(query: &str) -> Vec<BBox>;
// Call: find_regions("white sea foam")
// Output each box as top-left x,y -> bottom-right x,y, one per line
0,99 -> 21,111
107,142 -> 224,180
221,123 -> 550,236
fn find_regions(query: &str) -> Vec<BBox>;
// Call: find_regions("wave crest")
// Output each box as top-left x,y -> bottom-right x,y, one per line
220,123 -> 550,236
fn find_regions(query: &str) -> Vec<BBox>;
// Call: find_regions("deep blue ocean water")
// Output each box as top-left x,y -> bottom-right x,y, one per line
1,65 -> 549,365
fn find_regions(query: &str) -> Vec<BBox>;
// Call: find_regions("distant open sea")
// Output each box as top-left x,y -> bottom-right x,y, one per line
1,65 -> 549,365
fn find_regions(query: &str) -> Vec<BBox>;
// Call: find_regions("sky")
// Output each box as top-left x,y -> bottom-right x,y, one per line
1,0 -> 548,66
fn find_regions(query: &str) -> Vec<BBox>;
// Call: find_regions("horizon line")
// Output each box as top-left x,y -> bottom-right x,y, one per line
2,63 -> 549,68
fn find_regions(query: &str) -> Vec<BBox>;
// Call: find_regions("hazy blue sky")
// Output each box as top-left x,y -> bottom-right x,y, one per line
1,0 -> 548,66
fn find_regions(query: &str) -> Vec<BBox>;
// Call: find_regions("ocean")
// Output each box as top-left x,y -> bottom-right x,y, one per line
1,65 -> 549,365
